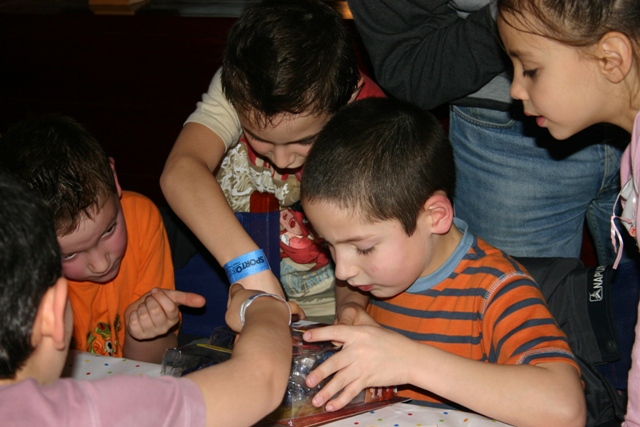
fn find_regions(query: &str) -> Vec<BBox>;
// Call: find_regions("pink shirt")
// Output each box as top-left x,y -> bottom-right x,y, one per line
621,111 -> 640,427
1,376 -> 205,427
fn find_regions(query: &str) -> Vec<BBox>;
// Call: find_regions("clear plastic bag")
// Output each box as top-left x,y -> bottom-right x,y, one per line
162,321 -> 405,426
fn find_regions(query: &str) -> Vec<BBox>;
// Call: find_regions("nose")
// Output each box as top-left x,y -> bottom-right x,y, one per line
87,249 -> 111,275
271,146 -> 295,170
510,74 -> 528,101
333,251 -> 358,282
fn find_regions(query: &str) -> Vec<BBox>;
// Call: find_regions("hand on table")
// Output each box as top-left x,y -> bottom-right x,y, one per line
303,309 -> 412,412
125,288 -> 206,340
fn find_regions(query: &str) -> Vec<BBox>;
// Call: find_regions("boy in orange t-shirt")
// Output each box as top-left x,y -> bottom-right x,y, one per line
0,115 -> 205,363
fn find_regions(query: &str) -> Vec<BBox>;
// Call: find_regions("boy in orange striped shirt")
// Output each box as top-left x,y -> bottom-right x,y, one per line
299,98 -> 585,427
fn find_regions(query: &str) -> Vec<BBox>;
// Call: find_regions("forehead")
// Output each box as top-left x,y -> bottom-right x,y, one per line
303,199 -> 393,242
498,15 -> 593,65
498,12 -> 542,52
498,9 -> 568,51
239,110 -> 332,144
57,194 -> 120,249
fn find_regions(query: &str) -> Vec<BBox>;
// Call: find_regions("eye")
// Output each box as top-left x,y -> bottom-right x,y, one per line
62,253 -> 77,262
298,137 -> 316,146
102,223 -> 116,238
243,131 -> 268,144
356,246 -> 375,255
523,68 -> 538,78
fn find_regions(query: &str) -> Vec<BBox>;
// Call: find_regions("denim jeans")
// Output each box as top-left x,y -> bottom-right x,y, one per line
450,105 -> 628,264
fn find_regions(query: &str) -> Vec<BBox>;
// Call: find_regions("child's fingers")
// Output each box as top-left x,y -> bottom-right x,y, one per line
323,382 -> 365,412
303,324 -> 345,344
304,343 -> 348,389
335,305 -> 359,326
144,292 -> 177,325
288,301 -> 305,321
127,310 -> 141,332
306,354 -> 360,409
337,305 -> 377,326
133,302 -> 157,333
154,288 -> 206,309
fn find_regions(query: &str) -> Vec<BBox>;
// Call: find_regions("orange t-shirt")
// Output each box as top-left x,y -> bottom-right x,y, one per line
68,191 -> 175,357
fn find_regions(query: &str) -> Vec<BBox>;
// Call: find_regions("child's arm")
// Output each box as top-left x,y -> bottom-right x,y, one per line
303,309 -> 585,427
123,288 -> 206,363
160,122 -> 285,298
186,284 -> 292,427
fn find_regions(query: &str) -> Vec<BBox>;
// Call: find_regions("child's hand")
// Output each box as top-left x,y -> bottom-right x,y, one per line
334,303 -> 369,326
303,312 -> 413,412
125,288 -> 206,340
226,283 -> 301,332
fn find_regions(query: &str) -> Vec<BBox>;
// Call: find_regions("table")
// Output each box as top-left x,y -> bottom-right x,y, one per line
62,349 -> 163,380
322,402 -> 513,427
61,351 -> 511,427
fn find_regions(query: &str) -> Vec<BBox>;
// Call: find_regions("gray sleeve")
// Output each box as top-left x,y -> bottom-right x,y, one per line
347,0 -> 509,109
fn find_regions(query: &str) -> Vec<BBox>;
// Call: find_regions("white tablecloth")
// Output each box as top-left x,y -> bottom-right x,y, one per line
62,349 -> 162,380
61,351 -> 511,427
321,402 -> 513,427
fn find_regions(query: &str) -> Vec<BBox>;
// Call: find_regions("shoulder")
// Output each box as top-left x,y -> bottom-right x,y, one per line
464,237 -> 529,277
120,191 -> 164,236
452,236 -> 538,298
0,377 -> 205,427
120,191 -> 161,218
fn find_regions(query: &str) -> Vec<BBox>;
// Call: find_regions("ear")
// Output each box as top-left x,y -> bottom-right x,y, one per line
423,192 -> 454,235
346,76 -> 364,105
32,277 -> 69,351
598,31 -> 634,83
109,157 -> 123,198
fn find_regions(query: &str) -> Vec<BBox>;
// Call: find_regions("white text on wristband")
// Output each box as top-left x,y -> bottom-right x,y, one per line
224,249 -> 270,283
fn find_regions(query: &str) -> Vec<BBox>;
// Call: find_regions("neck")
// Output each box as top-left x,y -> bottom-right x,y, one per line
612,105 -> 639,133
616,75 -> 640,132
0,377 -> 17,386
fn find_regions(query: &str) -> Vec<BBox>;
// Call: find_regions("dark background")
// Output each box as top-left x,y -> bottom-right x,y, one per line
0,0 -> 371,206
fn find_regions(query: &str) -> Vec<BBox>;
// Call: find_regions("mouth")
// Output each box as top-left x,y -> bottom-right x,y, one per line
523,111 -> 546,127
254,152 -> 302,174
273,165 -> 303,175
352,284 -> 374,292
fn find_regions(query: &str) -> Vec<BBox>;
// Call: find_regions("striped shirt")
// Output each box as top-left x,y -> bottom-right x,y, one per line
367,219 -> 579,409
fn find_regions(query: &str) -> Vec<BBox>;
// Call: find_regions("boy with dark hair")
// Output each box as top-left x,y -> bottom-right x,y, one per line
160,0 -> 385,323
299,97 -> 586,427
0,171 -> 293,427
0,115 -> 205,363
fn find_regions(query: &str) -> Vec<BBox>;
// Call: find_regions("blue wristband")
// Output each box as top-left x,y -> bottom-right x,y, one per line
224,249 -> 270,283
